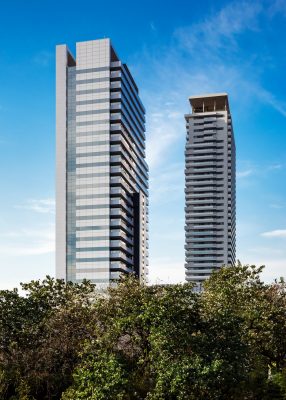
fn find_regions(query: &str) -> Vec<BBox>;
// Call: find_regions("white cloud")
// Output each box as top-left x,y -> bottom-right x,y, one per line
0,226 -> 55,256
175,1 -> 262,57
148,258 -> 185,285
261,229 -> 286,238
267,163 -> 284,170
15,198 -> 55,214
149,162 -> 184,204
268,0 -> 286,17
238,255 -> 286,283
0,243 -> 54,256
237,169 -> 253,178
150,21 -> 156,32
133,0 -> 286,179
254,87 -> 286,117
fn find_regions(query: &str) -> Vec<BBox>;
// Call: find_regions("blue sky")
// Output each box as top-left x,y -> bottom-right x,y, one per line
0,0 -> 286,289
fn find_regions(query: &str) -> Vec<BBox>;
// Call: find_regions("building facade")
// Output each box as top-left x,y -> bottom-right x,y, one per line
184,93 -> 236,287
56,39 -> 149,287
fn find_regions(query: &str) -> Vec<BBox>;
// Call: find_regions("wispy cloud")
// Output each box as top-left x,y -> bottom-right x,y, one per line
150,21 -> 156,32
237,169 -> 253,178
175,1 -> 262,58
268,0 -> 286,17
269,203 -> 285,209
134,0 -> 286,175
33,50 -> 53,67
261,229 -> 286,238
15,198 -> 55,214
267,163 -> 284,171
255,87 -> 286,117
0,226 -> 55,256
149,162 -> 184,204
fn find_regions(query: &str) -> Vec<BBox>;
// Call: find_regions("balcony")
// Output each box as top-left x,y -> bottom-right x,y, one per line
110,229 -> 133,245
110,219 -> 134,235
110,250 -> 133,264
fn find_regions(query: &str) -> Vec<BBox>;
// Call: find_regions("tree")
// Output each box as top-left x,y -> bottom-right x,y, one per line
0,276 -> 95,400
202,264 -> 286,399
62,274 -> 253,399
1,265 -> 286,399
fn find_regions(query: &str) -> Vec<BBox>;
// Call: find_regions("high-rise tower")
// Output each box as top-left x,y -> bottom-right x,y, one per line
56,39 -> 148,287
184,93 -> 236,287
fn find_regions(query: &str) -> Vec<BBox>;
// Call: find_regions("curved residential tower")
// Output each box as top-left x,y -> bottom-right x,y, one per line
184,93 -> 236,288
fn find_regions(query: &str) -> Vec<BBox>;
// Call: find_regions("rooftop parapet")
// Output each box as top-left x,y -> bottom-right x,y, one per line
189,93 -> 229,113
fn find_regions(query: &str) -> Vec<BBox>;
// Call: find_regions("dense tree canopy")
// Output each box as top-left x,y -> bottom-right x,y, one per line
0,265 -> 286,399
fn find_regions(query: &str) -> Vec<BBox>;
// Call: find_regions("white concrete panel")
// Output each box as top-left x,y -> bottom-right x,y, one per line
76,92 -> 109,101
76,144 -> 109,153
76,71 -> 109,81
76,230 -> 109,238
76,103 -> 109,112
76,123 -> 110,133
56,44 -> 69,281
76,155 -> 109,164
76,113 -> 109,122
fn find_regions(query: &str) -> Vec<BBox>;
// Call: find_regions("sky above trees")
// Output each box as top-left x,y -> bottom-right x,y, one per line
0,0 -> 285,288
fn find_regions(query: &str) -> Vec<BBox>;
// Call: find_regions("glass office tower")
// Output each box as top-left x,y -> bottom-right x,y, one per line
56,39 -> 149,287
184,93 -> 236,289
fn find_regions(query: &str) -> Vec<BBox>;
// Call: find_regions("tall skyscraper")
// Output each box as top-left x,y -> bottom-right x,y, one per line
56,39 -> 148,287
184,93 -> 236,287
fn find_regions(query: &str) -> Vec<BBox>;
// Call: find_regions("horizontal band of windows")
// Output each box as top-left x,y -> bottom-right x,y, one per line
77,250 -> 109,259
77,221 -> 108,229
76,77 -> 109,85
77,124 -> 109,134
76,236 -> 109,241
76,184 -> 109,190
77,74 -> 109,84
76,247 -> 109,252
76,162 -> 109,168
76,93 -> 109,103
76,270 -> 109,276
76,232 -> 109,240
76,205 -> 109,211
76,98 -> 110,106
76,109 -> 110,116
76,114 -> 109,123
76,82 -> 109,92
76,195 -> 108,205
76,151 -> 109,158
76,66 -> 110,74
76,225 -> 109,231
76,218 -> 109,224
76,257 -> 109,262
76,172 -> 109,179
76,130 -> 109,137
76,67 -> 110,75
76,120 -> 110,127
76,140 -> 109,147
76,88 -> 109,95
76,194 -> 109,200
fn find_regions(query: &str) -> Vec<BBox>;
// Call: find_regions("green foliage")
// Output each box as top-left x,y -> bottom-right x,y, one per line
1,265 -> 286,399
0,276 -> 95,399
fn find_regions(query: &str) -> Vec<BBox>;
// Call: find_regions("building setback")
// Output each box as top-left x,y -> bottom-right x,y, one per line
184,93 -> 236,287
56,39 -> 149,287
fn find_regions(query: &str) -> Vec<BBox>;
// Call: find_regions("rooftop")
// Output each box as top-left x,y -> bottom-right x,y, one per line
189,93 -> 229,113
